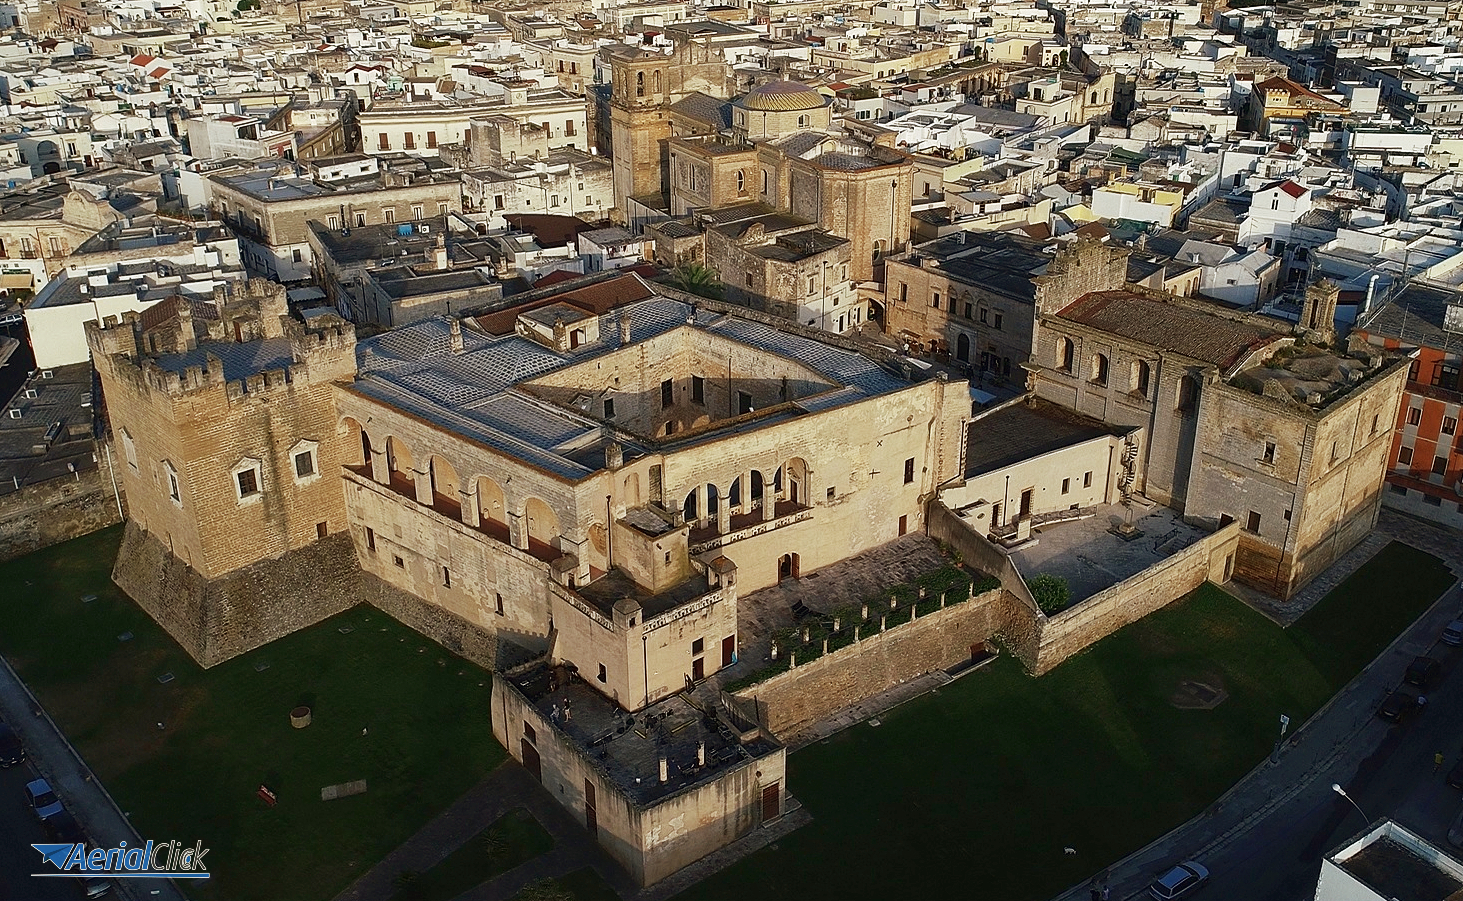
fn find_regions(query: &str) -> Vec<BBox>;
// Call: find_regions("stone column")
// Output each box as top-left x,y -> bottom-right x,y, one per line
368,445 -> 389,484
717,491 -> 732,535
460,487 -> 479,527
413,468 -> 434,505
762,469 -> 777,521
508,510 -> 528,549
695,484 -> 708,527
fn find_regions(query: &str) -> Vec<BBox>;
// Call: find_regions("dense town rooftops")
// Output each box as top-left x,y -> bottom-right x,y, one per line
1357,280 -> 1463,349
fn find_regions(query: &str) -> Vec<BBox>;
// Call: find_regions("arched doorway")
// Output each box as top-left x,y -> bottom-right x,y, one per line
956,333 -> 971,363
777,553 -> 800,582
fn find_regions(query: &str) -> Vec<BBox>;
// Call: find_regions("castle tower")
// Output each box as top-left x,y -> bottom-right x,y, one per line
86,280 -> 362,666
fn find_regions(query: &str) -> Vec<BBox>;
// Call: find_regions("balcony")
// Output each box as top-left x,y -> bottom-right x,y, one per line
688,499 -> 812,554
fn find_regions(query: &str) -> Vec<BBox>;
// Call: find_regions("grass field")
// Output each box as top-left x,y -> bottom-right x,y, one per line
511,869 -> 621,901
682,541 -> 1456,901
0,527 -> 507,901
392,808 -> 554,901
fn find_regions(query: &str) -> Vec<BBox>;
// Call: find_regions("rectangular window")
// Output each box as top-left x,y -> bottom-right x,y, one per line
808,277 -> 817,296
1444,417 -> 1457,436
737,391 -> 753,414
1083,471 -> 1092,488
354,212 -> 366,227
1408,407 -> 1422,426
1424,494 -> 1443,507
904,457 -> 915,484
827,486 -> 836,500
566,120 -> 576,136
1245,511 -> 1261,533
1390,483 -> 1408,496
692,375 -> 704,404
384,208 -> 395,223
1061,478 -> 1070,494
168,470 -> 180,502
524,721 -> 535,741
426,131 -> 437,148
236,468 -> 259,497
899,283 -> 908,303
404,133 -> 415,149
327,215 -> 339,229
993,312 -> 1003,330
437,202 -> 448,214
1400,446 -> 1414,465
412,205 -> 424,219
496,593 -> 504,615
292,248 -> 302,263
964,302 -> 973,319
597,664 -> 606,683
366,527 -> 375,551
979,308 -> 988,324
317,522 -> 328,539
931,292 -> 941,309
494,195 -> 504,211
691,637 -> 704,655
442,566 -> 451,588
1262,441 -> 1276,464
1433,456 -> 1448,475
378,133 -> 389,150
661,379 -> 674,409
295,451 -> 314,477
603,398 -> 615,418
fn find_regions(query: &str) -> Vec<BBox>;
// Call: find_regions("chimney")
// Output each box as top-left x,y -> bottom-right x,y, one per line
448,318 -> 463,353
605,440 -> 623,469
618,314 -> 631,344
434,232 -> 448,270
659,756 -> 669,783
697,742 -> 705,766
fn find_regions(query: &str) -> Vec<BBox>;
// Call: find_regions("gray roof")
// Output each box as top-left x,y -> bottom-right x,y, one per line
1360,280 -> 1463,350
153,338 -> 296,382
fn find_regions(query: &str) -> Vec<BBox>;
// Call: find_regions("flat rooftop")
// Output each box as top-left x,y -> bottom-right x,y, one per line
966,399 -> 1126,478
508,662 -> 781,807
1331,822 -> 1463,901
1005,503 -> 1209,604
1058,291 -> 1279,369
577,569 -> 712,620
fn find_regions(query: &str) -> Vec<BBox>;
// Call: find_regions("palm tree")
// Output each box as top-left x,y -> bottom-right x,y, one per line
668,261 -> 724,300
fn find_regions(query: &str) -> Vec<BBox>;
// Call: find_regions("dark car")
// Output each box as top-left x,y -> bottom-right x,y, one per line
1448,759 -> 1463,791
0,721 -> 22,767
43,808 -> 83,844
25,778 -> 64,821
1377,690 -> 1420,723
1405,656 -> 1442,688
1443,620 -> 1463,647
82,876 -> 111,899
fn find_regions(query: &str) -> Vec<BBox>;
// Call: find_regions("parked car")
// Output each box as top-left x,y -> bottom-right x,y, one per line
1377,690 -> 1420,723
82,876 -> 111,898
43,808 -> 83,844
1405,656 -> 1442,687
0,720 -> 23,766
1443,620 -> 1463,647
25,778 -> 63,821
1148,861 -> 1210,899
1448,759 -> 1463,791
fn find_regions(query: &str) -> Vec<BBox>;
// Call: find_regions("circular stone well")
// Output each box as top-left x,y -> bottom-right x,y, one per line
290,706 -> 312,728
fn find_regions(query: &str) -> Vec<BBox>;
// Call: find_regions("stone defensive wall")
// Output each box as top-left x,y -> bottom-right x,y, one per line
0,451 -> 124,562
112,522 -> 362,667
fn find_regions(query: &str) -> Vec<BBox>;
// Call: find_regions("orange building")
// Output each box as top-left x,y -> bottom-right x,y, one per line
1353,281 -> 1463,528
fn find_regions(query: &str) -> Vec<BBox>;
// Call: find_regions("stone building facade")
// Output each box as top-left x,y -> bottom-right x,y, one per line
86,280 -> 361,664
703,212 -> 863,333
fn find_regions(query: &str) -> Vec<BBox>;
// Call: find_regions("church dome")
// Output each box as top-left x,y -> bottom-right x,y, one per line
739,80 -> 826,112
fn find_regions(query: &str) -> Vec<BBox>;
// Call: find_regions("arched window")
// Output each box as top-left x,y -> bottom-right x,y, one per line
736,169 -> 745,192
635,72 -> 644,97
1132,359 -> 1151,396
1091,353 -> 1109,386
761,168 -> 768,193
1057,337 -> 1074,373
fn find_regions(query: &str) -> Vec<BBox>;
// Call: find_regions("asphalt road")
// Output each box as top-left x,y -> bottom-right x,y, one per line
1171,617 -> 1463,901
0,757 -> 86,901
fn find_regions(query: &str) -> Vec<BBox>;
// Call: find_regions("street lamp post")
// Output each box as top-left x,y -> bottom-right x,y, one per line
1332,783 -> 1369,825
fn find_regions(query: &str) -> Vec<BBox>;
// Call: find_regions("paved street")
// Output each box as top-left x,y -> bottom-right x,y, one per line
1057,513 -> 1463,901
0,657 -> 190,901
0,761 -> 82,901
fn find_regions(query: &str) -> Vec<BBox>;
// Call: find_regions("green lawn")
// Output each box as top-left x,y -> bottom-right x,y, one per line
511,869 -> 621,901
683,542 -> 1456,901
1288,541 -> 1456,685
392,808 -> 554,901
0,527 -> 506,901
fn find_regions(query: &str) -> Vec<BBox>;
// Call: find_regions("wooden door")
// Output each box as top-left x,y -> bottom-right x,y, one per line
722,635 -> 735,667
761,782 -> 781,821
521,738 -> 541,782
692,657 -> 705,681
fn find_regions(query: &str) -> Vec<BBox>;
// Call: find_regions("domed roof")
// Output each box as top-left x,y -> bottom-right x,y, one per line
739,80 -> 826,112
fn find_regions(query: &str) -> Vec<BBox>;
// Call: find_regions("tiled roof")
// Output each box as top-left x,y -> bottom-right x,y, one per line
1057,291 -> 1279,368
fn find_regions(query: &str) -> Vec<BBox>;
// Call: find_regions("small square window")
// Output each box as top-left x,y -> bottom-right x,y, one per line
1262,441 -> 1276,464
1400,446 -> 1414,465
1083,471 -> 1092,488
692,638 -> 704,655
1246,511 -> 1261,533
1444,417 -> 1457,436
1390,484 -> 1408,496
827,486 -> 836,500
316,522 -> 328,539
1061,478 -> 1070,494
524,721 -> 536,741
393,555 -> 405,568
1433,455 -> 1447,476
1407,407 -> 1422,426
1424,493 -> 1443,506
295,451 -> 315,478
236,467 -> 259,498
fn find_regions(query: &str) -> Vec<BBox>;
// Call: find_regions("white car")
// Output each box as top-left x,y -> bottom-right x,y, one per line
1148,861 -> 1210,899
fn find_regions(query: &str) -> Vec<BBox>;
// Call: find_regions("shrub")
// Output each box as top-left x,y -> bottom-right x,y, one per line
1029,574 -> 1071,615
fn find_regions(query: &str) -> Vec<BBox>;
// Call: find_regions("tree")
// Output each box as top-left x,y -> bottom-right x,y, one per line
669,261 -> 724,300
1028,573 -> 1071,615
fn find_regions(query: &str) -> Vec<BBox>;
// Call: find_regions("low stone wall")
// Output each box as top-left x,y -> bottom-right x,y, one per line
927,501 -> 1041,665
0,463 -> 124,563
112,522 -> 362,667
1032,521 -> 1241,674
359,571 -> 507,670
726,587 -> 1005,740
